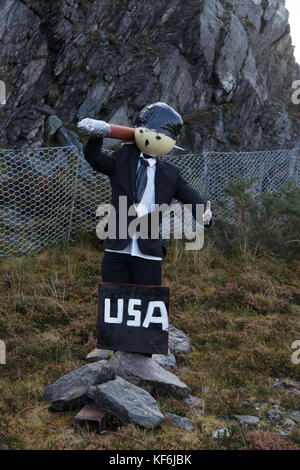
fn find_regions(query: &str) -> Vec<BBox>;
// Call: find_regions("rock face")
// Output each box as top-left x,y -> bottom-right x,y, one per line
0,0 -> 299,151
87,376 -> 164,429
110,351 -> 191,398
43,361 -> 115,411
183,395 -> 204,415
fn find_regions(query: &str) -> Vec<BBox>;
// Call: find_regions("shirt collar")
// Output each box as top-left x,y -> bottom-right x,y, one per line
140,152 -> 156,167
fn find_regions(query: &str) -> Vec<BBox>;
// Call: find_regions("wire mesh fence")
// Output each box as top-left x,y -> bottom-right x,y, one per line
0,145 -> 299,257
0,146 -> 80,257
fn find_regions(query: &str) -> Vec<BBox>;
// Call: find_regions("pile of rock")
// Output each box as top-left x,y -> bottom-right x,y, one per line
43,325 -> 196,432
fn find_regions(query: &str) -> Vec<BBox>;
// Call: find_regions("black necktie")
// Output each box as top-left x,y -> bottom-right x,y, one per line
134,157 -> 149,204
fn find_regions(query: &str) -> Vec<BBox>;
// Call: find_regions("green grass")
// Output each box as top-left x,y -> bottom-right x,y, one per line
0,234 -> 299,450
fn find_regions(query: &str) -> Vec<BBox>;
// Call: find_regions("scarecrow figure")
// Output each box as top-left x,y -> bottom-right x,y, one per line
79,102 -> 212,287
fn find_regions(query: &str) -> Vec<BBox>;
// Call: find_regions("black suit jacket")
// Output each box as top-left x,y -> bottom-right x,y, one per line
84,137 -> 208,258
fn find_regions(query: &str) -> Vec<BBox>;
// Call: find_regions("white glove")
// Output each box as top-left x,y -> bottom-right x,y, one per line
203,200 -> 212,225
77,118 -> 111,137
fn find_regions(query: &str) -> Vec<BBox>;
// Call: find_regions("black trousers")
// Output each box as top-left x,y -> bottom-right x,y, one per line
101,251 -> 162,358
102,251 -> 162,286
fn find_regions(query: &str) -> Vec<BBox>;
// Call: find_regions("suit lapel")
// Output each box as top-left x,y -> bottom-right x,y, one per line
129,146 -> 140,201
119,148 -> 169,205
155,159 -> 166,206
118,144 -> 140,202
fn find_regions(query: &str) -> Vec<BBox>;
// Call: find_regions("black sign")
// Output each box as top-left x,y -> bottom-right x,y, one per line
98,283 -> 170,355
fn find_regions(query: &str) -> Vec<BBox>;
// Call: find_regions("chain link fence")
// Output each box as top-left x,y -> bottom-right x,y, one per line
0,146 -> 80,257
1,145 -> 299,257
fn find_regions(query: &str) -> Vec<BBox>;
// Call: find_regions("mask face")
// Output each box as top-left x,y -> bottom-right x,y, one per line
134,127 -> 176,157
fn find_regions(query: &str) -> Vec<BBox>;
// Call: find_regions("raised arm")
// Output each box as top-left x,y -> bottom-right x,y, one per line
83,136 -> 115,176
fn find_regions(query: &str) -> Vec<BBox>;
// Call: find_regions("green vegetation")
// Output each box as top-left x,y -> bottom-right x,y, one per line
212,179 -> 300,259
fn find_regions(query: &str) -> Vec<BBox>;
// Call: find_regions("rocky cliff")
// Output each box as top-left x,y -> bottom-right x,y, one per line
0,0 -> 299,152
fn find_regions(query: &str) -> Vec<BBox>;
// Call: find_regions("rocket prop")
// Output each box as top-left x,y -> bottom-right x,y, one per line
77,118 -> 135,141
77,102 -> 185,157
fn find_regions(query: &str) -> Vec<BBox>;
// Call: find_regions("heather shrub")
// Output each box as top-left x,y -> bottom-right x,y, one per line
211,178 -> 300,259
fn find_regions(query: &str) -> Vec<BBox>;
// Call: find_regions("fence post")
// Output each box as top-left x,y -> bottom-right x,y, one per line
202,152 -> 210,196
67,147 -> 81,245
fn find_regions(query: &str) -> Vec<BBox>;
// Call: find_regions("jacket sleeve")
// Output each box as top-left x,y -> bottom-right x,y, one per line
83,136 -> 116,176
174,170 -> 212,227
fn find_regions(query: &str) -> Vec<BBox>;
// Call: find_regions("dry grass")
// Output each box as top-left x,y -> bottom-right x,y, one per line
0,234 -> 299,450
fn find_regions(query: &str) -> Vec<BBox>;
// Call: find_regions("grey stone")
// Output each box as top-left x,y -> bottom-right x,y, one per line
164,413 -> 193,432
226,0 -> 263,31
242,399 -> 254,408
213,428 -> 231,439
45,115 -> 62,139
242,47 -> 267,101
184,395 -> 202,407
266,410 -> 282,421
132,78 -> 157,110
158,2 -> 179,26
86,348 -> 113,363
110,351 -> 190,399
109,104 -> 130,127
43,361 -> 115,411
274,380 -> 297,389
159,48 -> 195,114
200,0 -> 225,70
290,410 -> 300,424
57,126 -> 82,149
36,104 -> 57,116
87,376 -> 164,429
232,415 -> 260,426
262,0 -> 289,44
77,81 -> 105,121
215,13 -> 249,95
283,417 -> 296,427
18,58 -> 47,98
152,351 -> 177,371
169,325 -> 191,355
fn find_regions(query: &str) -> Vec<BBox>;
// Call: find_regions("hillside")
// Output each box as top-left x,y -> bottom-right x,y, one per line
0,234 -> 299,450
0,0 -> 300,152
1,0 -> 300,452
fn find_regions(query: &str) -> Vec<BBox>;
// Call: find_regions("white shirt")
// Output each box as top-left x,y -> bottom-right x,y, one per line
106,152 -> 162,261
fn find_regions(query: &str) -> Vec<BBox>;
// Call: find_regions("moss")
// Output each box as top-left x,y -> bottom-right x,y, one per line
233,133 -> 241,143
72,23 -> 79,35
183,107 -> 216,126
244,19 -> 257,31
